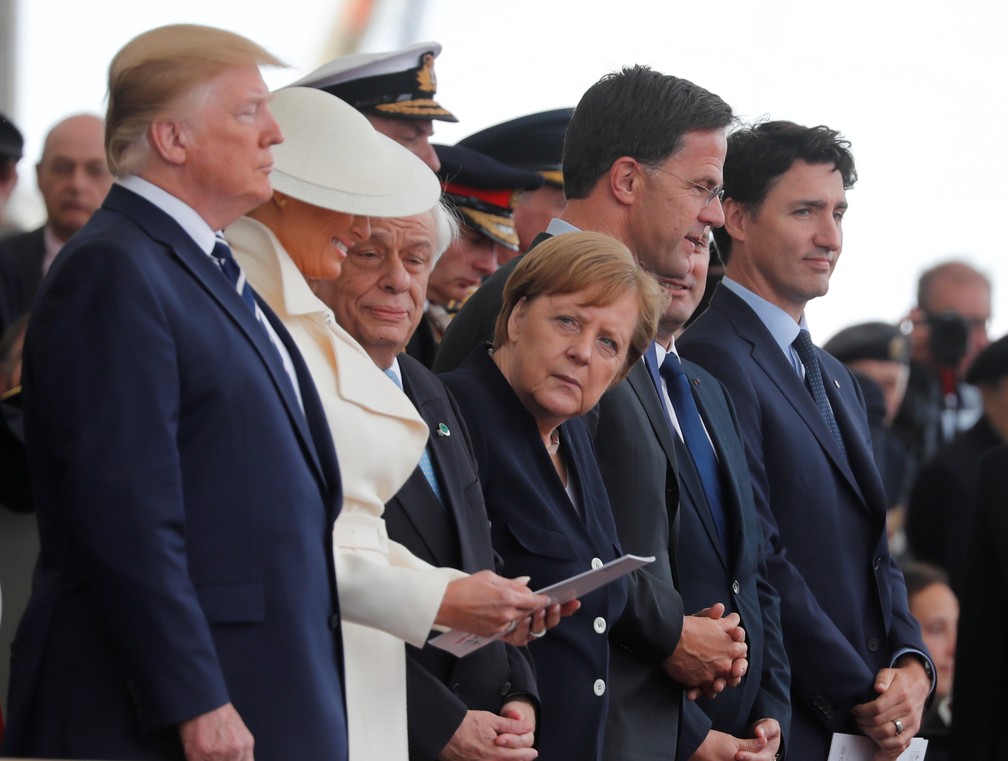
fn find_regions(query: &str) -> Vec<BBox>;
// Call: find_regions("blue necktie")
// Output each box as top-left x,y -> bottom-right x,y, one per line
792,329 -> 847,459
212,236 -> 257,315
660,352 -> 730,553
383,369 -> 444,503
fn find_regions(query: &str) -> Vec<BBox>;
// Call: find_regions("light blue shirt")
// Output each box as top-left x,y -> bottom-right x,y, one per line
721,276 -> 810,379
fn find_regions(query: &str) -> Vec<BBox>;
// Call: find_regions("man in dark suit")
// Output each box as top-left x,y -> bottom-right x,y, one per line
2,25 -> 348,761
950,442 -> 1008,760
679,121 -> 934,760
312,205 -> 545,761
905,333 -> 1008,592
0,113 -> 112,335
646,236 -> 790,759
434,66 -> 753,761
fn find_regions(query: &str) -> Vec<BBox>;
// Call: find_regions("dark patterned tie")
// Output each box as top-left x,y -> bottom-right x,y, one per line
660,352 -> 729,552
792,329 -> 847,458
212,236 -> 257,315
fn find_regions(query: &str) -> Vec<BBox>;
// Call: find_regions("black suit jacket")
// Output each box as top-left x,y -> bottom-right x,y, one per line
680,285 -> 929,759
384,353 -> 537,760
437,231 -> 688,760
951,444 -> 1008,760
441,347 -> 627,761
2,186 -> 348,760
0,225 -> 45,336
669,356 -> 790,757
905,416 -> 1003,593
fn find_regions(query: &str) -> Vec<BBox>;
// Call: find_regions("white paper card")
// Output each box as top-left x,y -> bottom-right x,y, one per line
827,732 -> 928,761
428,553 -> 655,657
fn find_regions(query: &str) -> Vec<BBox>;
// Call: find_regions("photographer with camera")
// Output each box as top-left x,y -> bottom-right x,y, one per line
905,333 -> 1008,594
893,260 -> 992,471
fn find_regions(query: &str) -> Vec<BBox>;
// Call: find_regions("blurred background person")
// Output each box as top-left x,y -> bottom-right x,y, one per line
290,41 -> 455,172
456,108 -> 573,254
441,231 -> 664,761
823,321 -> 914,557
950,443 -> 1008,761
0,114 -> 24,237
226,86 -> 555,761
905,333 -> 1008,592
0,113 -> 112,335
900,560 -> 957,761
894,260 -> 992,472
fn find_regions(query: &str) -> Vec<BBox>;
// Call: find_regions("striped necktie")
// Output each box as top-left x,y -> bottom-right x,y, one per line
212,235 -> 256,315
792,329 -> 847,459
383,368 -> 444,503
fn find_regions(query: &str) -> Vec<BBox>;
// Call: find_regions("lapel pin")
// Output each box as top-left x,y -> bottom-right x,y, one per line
833,379 -> 840,388
437,423 -> 451,437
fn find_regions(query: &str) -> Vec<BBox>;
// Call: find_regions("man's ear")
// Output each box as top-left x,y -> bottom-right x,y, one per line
148,120 -> 188,166
721,198 -> 749,245
608,156 -> 643,206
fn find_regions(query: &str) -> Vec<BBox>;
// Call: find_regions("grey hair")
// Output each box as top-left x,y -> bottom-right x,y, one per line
429,199 -> 460,266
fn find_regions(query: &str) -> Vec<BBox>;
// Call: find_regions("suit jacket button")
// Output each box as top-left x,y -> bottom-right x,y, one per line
593,617 -> 607,634
451,683 -> 461,695
873,555 -> 884,570
593,679 -> 606,696
498,681 -> 512,696
591,557 -> 603,570
328,613 -> 340,630
867,637 -> 880,652
731,580 -> 740,595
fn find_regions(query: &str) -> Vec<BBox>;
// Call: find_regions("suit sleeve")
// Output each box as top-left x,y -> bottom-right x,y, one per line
23,242 -> 230,729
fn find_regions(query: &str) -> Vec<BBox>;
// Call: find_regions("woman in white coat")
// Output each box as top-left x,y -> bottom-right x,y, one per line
227,87 -> 560,761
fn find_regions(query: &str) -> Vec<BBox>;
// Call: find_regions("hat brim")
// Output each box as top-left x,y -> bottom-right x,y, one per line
269,87 -> 442,218
371,99 -> 458,122
458,207 -> 519,250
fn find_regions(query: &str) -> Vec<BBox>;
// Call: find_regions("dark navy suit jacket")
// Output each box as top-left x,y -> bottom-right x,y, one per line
679,285 -> 929,759
1,185 -> 348,760
384,353 -> 537,760
436,232 -> 690,761
665,356 -> 790,758
951,444 -> 1008,760
441,347 -> 626,761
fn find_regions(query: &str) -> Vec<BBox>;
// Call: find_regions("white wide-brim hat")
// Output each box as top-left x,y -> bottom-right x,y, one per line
268,86 -> 441,218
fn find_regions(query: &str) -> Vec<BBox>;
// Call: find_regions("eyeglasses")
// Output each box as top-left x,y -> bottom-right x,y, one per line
648,164 -> 725,206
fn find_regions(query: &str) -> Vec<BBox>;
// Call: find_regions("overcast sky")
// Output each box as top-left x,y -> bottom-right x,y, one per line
5,0 -> 1006,341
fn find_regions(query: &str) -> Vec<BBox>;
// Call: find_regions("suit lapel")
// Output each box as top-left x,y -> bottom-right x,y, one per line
104,186 -> 328,489
398,361 -> 473,569
716,289 -> 866,504
626,360 -> 678,472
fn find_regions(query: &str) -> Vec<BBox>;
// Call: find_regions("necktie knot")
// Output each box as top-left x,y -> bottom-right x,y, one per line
212,236 -> 256,314
660,351 -> 687,380
792,329 -> 817,366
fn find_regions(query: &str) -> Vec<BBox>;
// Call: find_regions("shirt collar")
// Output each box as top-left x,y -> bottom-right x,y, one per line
117,175 -> 218,255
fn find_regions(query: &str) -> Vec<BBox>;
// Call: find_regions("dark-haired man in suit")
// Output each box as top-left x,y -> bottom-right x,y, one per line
679,120 -> 933,760
433,65 -> 755,761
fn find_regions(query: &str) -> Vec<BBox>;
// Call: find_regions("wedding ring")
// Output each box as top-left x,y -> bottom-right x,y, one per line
893,718 -> 904,735
504,620 -> 518,634
529,627 -> 547,639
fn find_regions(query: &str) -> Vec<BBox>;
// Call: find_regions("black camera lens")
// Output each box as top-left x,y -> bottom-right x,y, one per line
927,311 -> 970,368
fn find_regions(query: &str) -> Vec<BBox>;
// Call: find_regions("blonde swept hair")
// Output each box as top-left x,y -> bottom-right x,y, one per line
105,24 -> 284,176
493,231 -> 664,383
